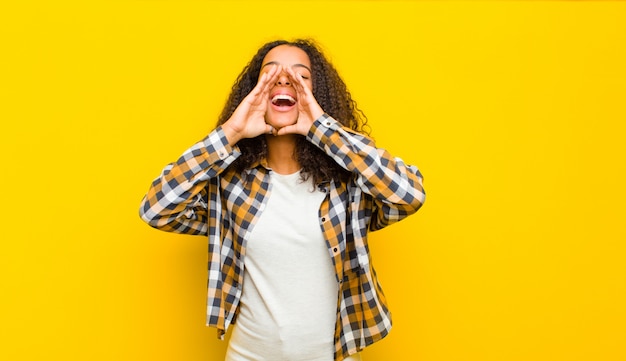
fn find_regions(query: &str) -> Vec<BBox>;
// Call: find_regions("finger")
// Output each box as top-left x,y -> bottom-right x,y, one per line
265,64 -> 280,87
285,67 -> 303,93
290,66 -> 308,90
253,64 -> 279,96
248,71 -> 267,97
275,124 -> 294,136
296,72 -> 313,98
288,68 -> 312,101
259,65 -> 280,100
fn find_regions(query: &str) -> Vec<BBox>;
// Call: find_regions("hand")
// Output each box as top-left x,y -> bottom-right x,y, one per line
274,66 -> 325,136
222,64 -> 280,144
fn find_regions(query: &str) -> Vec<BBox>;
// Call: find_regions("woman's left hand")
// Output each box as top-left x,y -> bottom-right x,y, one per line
274,66 -> 325,136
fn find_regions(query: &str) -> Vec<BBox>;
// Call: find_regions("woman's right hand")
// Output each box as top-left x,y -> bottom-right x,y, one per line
222,65 -> 280,145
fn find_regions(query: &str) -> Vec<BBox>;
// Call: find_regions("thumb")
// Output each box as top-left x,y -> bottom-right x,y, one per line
274,124 -> 298,136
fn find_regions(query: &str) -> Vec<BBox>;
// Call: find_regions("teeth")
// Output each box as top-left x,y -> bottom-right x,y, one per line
271,94 -> 296,105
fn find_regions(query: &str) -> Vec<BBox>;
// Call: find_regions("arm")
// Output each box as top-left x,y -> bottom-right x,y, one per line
138,126 -> 239,235
274,68 -> 425,227
139,65 -> 281,234
307,114 -> 426,229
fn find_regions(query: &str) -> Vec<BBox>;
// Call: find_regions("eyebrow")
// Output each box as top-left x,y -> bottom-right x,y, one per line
262,61 -> 311,73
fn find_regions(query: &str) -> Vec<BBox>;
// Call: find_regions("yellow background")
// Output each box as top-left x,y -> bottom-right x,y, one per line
2,1 -> 625,360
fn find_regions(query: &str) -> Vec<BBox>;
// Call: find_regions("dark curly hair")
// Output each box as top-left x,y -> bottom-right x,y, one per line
216,38 -> 370,185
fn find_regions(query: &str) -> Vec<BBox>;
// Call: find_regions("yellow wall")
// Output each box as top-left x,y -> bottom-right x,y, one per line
2,1 -> 625,360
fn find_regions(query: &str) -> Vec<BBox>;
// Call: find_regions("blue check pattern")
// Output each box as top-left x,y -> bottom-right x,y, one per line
139,114 -> 425,360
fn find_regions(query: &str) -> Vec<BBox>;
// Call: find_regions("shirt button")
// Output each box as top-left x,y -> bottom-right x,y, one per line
324,121 -> 332,127
321,217 -> 326,222
333,247 -> 338,252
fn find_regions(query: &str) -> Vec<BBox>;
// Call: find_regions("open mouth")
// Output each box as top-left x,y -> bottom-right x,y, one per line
271,94 -> 296,108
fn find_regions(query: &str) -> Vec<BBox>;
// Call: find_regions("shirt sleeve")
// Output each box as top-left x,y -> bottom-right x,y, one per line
306,114 -> 426,229
138,126 -> 240,235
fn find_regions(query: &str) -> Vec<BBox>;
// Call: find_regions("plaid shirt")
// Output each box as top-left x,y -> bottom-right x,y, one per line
139,114 -> 425,361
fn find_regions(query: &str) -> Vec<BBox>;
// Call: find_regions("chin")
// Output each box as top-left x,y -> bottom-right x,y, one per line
266,112 -> 298,128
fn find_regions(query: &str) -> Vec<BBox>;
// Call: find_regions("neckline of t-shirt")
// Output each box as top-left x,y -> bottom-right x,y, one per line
270,169 -> 303,183
271,169 -> 301,177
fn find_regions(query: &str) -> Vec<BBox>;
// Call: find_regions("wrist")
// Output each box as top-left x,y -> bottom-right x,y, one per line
221,123 -> 243,146
311,105 -> 324,123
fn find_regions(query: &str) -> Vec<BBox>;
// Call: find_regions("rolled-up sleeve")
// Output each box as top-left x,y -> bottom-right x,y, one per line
307,114 -> 425,228
138,126 -> 240,234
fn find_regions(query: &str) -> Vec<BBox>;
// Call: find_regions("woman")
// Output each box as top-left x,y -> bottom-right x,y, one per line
139,39 -> 425,361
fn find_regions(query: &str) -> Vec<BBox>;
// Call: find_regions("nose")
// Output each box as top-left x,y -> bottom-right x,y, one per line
276,71 -> 291,86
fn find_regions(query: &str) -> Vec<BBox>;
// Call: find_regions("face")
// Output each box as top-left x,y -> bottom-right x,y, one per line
259,45 -> 313,129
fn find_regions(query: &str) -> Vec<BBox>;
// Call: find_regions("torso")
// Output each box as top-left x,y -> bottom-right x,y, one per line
225,170 -> 339,361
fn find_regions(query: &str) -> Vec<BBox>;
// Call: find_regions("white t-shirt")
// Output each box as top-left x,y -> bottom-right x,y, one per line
225,170 -> 340,361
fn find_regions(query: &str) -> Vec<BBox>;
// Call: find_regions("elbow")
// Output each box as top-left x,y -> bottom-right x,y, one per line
138,198 -> 162,229
409,173 -> 426,213
138,208 -> 153,226
392,167 -> 425,214
409,167 -> 425,212
410,187 -> 426,213
399,176 -> 425,214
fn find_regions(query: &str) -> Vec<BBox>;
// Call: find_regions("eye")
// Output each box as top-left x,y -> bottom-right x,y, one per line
300,74 -> 310,80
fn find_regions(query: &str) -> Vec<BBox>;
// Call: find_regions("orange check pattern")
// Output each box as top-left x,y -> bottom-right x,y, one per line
139,114 -> 425,361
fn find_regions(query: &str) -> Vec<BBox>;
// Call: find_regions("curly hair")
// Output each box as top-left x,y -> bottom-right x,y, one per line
216,38 -> 370,185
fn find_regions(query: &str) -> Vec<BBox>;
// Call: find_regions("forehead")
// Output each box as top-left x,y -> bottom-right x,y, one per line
262,45 -> 311,67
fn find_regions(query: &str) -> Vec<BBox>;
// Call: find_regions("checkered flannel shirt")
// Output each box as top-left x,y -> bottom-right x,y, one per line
139,114 -> 425,361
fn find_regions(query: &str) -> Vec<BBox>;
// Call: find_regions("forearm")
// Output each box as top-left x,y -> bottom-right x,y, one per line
306,114 -> 425,213
139,126 -> 240,234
